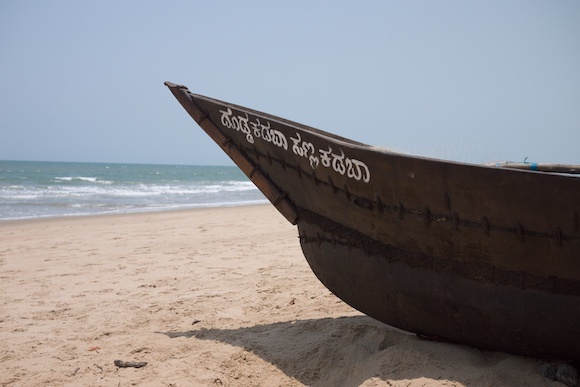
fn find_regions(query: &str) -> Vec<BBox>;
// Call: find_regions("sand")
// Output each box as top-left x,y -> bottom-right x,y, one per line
0,205 -> 559,386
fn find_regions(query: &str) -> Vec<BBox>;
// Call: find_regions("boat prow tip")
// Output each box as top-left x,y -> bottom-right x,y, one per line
164,81 -> 188,90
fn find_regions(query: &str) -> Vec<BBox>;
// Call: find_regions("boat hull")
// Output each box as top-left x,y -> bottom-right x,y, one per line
165,82 -> 580,363
298,215 -> 580,362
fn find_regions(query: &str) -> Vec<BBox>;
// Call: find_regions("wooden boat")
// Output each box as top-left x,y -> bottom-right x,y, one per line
165,82 -> 580,363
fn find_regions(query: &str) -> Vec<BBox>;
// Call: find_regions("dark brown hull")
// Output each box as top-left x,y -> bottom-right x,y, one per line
165,82 -> 580,363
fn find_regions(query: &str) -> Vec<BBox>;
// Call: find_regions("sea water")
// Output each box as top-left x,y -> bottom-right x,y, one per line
0,160 -> 267,220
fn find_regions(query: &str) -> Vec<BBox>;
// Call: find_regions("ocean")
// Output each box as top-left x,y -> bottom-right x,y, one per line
0,160 -> 267,221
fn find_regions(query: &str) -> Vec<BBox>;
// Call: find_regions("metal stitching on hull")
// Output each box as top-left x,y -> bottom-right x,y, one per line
297,207 -> 580,296
243,146 -> 579,245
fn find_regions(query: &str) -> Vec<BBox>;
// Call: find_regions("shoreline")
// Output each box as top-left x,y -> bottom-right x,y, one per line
0,205 -> 555,386
0,202 -> 270,225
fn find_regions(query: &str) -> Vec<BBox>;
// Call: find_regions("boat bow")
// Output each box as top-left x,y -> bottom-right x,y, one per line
165,81 -> 580,363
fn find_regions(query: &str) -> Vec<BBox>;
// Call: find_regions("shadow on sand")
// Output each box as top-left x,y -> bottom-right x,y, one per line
156,315 -> 535,386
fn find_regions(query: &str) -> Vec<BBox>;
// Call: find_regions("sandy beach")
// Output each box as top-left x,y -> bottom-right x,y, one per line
0,205 -> 560,386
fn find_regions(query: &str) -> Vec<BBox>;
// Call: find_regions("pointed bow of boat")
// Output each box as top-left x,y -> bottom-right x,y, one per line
164,81 -> 298,224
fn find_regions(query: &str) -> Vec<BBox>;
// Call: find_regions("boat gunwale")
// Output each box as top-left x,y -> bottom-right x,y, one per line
186,89 -> 580,181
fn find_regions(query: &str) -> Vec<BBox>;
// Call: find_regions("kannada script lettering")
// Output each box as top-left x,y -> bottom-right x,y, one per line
218,108 -> 370,183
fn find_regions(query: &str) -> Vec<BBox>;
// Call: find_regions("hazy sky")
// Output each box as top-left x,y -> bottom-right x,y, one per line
1,1 -> 579,166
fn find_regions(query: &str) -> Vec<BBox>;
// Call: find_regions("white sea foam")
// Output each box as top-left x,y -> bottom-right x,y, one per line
54,176 -> 114,184
55,176 -> 97,182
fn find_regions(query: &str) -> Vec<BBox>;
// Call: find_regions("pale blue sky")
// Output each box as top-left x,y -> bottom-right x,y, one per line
1,1 -> 579,166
